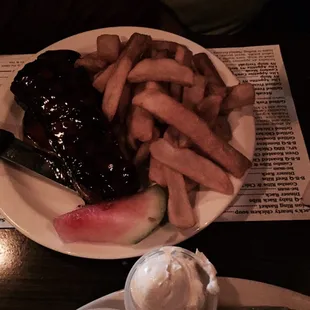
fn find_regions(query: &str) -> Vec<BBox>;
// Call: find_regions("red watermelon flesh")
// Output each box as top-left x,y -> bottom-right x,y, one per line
53,185 -> 167,245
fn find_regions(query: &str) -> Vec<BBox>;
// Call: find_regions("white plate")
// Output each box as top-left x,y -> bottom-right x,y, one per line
78,277 -> 310,310
0,27 -> 255,259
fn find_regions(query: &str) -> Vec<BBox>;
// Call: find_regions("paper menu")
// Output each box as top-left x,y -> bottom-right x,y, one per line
0,55 -> 30,83
0,46 -> 309,228
211,45 -> 310,221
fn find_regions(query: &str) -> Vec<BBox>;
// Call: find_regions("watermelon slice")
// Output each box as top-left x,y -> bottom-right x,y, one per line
53,185 -> 167,245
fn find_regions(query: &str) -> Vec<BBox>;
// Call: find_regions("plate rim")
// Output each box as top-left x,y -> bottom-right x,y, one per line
0,26 -> 255,259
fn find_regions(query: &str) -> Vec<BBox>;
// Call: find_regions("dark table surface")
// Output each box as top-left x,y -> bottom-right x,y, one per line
1,33 -> 310,310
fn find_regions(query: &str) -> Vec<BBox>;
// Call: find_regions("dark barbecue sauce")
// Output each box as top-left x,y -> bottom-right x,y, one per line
23,109 -> 53,153
12,50 -> 140,203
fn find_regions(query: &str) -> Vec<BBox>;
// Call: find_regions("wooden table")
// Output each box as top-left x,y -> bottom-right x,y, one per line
1,34 -> 310,310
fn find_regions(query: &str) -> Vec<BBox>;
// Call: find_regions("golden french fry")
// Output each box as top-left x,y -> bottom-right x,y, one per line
163,126 -> 179,147
165,124 -> 190,151
152,126 -> 161,141
134,142 -> 151,166
97,34 -> 121,63
152,49 -> 169,59
183,74 -> 207,109
196,95 -> 222,127
150,139 -> 234,194
170,84 -> 182,102
133,126 -> 160,166
177,45 -> 193,68
128,105 -> 154,142
120,40 -> 128,51
133,90 -> 252,178
75,52 -> 107,73
163,122 -> 197,226
151,40 -> 178,53
117,83 -> 131,123
127,83 -> 156,142
177,135 -> 191,148
92,63 -> 116,93
213,115 -> 232,142
128,58 -> 194,87
170,45 -> 193,101
178,74 -> 206,148
191,59 -> 199,73
127,131 -> 138,151
206,83 -> 227,98
221,83 -> 255,112
165,124 -> 190,150
193,53 -> 225,87
164,165 -> 197,229
151,48 -> 158,58
149,157 -> 166,187
102,33 -> 151,121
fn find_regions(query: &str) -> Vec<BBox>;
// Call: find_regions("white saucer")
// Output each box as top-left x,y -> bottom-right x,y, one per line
77,277 -> 310,310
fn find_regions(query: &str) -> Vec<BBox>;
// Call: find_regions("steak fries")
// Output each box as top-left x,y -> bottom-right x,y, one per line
75,32 -> 255,230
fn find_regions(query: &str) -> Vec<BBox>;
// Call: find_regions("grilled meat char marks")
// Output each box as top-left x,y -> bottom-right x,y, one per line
11,50 -> 140,203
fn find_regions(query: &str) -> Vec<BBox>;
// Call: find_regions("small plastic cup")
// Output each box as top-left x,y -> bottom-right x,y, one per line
124,246 -> 219,310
